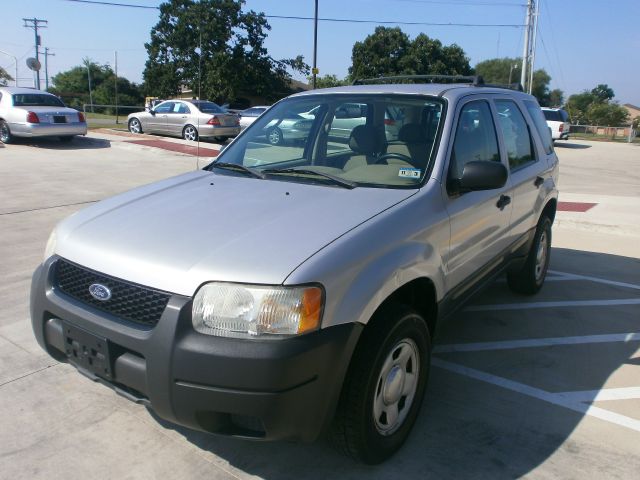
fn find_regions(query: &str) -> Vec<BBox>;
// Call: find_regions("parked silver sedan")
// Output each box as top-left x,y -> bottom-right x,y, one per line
0,87 -> 87,144
127,99 -> 240,142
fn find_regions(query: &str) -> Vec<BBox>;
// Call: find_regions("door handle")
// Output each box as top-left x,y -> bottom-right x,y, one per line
496,195 -> 511,210
534,176 -> 544,188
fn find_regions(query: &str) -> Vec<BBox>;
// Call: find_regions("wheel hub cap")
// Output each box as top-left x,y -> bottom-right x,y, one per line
383,366 -> 405,405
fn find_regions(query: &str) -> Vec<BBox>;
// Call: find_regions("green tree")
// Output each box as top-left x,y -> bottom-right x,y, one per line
0,66 -> 13,86
587,102 -> 629,126
548,88 -> 564,107
349,27 -> 471,80
591,84 -> 615,103
474,57 -> 553,105
143,0 -> 308,104
565,85 -> 629,126
307,74 -> 348,88
50,59 -> 143,112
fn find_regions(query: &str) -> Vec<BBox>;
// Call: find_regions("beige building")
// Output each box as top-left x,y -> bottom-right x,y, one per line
623,103 -> 640,124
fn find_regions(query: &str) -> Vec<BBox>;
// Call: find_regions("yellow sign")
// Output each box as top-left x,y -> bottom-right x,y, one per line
312,67 -> 319,75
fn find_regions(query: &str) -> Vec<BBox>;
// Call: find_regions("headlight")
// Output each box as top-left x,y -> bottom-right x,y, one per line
192,283 -> 323,338
43,229 -> 57,262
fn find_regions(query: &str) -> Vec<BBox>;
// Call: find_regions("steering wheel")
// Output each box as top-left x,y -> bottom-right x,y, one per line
373,152 -> 413,165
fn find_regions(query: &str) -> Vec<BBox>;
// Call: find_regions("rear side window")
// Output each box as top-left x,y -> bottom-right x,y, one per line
542,110 -> 562,122
495,100 -> 536,170
525,101 -> 554,154
449,100 -> 500,181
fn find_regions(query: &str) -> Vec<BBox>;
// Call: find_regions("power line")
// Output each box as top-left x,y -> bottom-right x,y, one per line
59,0 -> 525,27
392,0 -> 526,7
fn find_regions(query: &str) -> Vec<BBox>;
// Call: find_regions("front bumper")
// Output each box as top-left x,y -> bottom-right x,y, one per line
30,258 -> 361,441
10,122 -> 88,138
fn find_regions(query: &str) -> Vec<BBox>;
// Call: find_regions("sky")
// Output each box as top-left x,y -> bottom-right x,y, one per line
1,0 -> 638,106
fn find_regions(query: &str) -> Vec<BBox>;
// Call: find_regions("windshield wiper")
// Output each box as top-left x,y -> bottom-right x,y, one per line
210,162 -> 265,179
262,167 -> 357,189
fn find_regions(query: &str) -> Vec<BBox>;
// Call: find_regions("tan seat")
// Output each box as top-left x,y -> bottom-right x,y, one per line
386,124 -> 430,168
343,125 -> 382,171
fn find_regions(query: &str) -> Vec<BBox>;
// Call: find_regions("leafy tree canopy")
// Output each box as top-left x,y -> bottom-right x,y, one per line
0,66 -> 13,86
565,85 -> 629,126
474,57 -> 558,106
143,0 -> 308,104
307,74 -> 348,89
50,58 -> 144,112
349,27 -> 472,80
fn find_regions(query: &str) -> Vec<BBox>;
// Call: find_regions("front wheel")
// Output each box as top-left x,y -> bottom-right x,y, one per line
183,124 -> 198,141
331,304 -> 431,464
507,216 -> 552,294
0,120 -> 13,144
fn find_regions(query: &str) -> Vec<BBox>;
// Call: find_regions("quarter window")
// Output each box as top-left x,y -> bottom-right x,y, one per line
449,100 -> 500,181
495,100 -> 536,170
525,101 -> 554,154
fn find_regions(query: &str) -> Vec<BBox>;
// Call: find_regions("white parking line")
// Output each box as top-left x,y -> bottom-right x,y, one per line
465,298 -> 640,312
434,332 -> 640,353
433,358 -> 640,433
548,270 -> 640,291
557,387 -> 640,402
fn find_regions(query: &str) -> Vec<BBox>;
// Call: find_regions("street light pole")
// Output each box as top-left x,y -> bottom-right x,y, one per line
312,0 -> 318,89
0,49 -> 18,86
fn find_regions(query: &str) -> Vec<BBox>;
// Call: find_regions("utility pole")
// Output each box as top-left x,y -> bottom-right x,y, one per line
114,51 -> 119,124
520,0 -> 533,91
41,47 -> 55,90
528,1 -> 540,95
312,0 -> 319,89
23,18 -> 48,90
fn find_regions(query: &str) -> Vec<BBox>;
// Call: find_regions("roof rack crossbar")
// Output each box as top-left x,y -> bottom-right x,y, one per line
352,74 -> 485,86
481,82 -> 524,92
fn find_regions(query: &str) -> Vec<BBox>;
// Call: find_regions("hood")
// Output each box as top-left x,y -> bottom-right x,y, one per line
54,171 -> 416,296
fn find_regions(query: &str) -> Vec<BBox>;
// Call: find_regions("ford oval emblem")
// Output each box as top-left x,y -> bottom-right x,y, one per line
89,283 -> 112,301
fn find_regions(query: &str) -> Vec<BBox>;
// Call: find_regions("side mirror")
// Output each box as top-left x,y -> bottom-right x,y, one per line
149,109 -> 156,116
454,160 -> 508,193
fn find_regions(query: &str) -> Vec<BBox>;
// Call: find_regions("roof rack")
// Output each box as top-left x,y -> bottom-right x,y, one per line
482,82 -> 524,92
351,75 -> 525,92
352,75 -> 485,86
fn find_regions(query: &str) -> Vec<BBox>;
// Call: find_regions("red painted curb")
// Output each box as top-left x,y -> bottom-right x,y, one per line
557,202 -> 597,212
128,139 -> 219,157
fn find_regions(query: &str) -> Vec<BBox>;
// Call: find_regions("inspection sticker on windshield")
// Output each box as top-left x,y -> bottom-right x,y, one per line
398,168 -> 421,179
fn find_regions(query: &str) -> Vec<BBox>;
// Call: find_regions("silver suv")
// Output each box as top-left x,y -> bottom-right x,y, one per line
31,76 -> 559,464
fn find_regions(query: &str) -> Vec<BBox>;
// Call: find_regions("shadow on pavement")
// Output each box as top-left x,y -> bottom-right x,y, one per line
554,142 -> 592,149
13,136 -> 111,150
150,247 -> 638,478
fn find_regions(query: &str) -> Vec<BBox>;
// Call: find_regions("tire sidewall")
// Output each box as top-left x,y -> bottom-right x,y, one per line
356,309 -> 431,462
0,120 -> 11,143
128,118 -> 141,134
532,217 -> 552,289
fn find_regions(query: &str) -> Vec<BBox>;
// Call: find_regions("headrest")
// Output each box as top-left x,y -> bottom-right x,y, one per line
349,125 -> 380,155
398,123 -> 426,143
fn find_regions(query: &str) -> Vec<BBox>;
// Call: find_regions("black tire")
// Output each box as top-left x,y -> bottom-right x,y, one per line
0,120 -> 13,144
331,304 -> 431,464
182,124 -> 198,141
507,216 -> 552,295
59,136 -> 74,143
267,127 -> 283,145
128,118 -> 143,134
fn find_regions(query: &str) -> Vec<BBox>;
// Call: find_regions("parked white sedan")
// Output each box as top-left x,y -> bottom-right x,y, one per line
239,106 -> 269,130
0,87 -> 87,143
127,99 -> 240,143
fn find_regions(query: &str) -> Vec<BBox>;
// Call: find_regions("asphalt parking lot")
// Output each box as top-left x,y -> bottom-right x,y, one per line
0,134 -> 639,479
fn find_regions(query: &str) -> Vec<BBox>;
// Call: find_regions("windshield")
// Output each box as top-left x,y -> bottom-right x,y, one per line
209,94 -> 445,188
192,101 -> 225,114
13,94 -> 65,107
